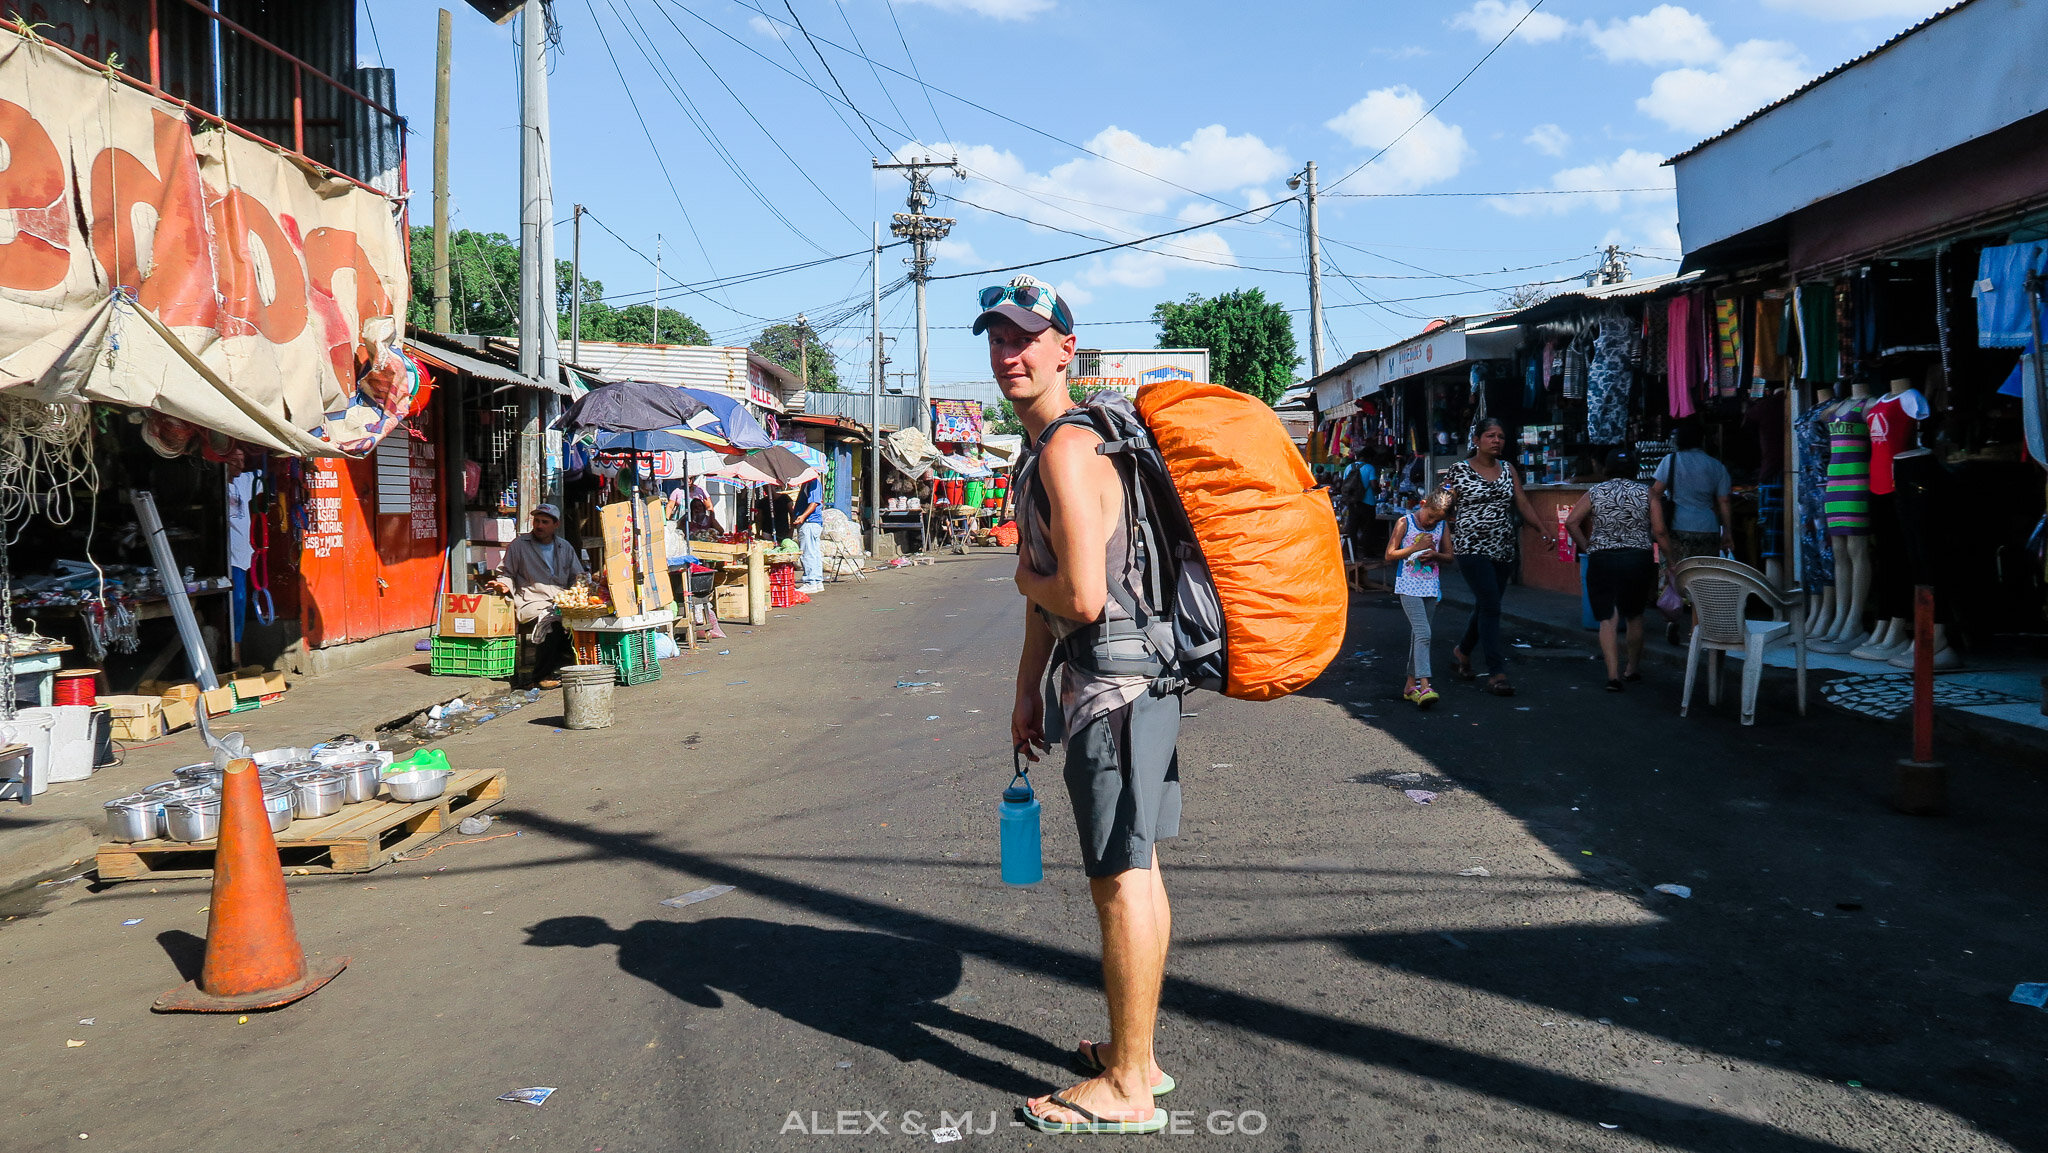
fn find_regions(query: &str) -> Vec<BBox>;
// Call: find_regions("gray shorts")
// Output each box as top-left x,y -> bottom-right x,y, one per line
1062,690 -> 1182,878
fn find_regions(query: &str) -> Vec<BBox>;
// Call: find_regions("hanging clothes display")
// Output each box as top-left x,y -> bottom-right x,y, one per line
1973,241 -> 2048,348
1794,284 -> 1840,382
1824,402 -> 1872,538
1665,295 -> 1698,418
1796,396 -> 1836,585
1713,297 -> 1743,398
1752,296 -> 1789,390
1585,309 -> 1631,445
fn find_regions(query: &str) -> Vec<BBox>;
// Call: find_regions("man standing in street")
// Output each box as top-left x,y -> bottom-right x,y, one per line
488,503 -> 587,689
794,476 -> 825,594
985,274 -> 1174,1136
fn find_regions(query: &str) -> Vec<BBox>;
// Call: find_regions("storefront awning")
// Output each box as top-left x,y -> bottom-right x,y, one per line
406,338 -> 565,395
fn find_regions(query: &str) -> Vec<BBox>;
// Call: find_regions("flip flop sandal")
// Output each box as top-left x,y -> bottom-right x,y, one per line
1021,1093 -> 1168,1135
1623,671 -> 1643,683
1417,690 -> 1440,709
1605,679 -> 1625,693
1487,678 -> 1516,697
1450,650 -> 1477,680
1076,1041 -> 1176,1095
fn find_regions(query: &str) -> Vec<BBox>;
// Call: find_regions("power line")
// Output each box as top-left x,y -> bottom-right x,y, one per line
1325,0 -> 1549,194
882,0 -> 949,145
941,193 -> 1301,276
931,199 -> 1290,281
637,0 -> 866,235
1327,186 -> 1669,199
832,0 -> 922,151
781,0 -> 894,153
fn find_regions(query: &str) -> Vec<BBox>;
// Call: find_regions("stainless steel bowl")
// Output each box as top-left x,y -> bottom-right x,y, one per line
288,771 -> 345,819
164,795 -> 221,842
326,757 -> 383,804
381,769 -> 450,803
104,794 -> 162,843
261,782 -> 296,833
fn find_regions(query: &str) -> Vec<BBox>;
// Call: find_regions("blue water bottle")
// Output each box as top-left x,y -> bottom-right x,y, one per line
999,747 -> 1043,885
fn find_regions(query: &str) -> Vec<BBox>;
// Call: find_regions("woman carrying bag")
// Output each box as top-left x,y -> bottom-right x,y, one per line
1444,418 -> 1554,697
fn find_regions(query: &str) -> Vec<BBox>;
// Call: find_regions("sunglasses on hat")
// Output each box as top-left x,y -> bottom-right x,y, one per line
978,283 -> 1073,334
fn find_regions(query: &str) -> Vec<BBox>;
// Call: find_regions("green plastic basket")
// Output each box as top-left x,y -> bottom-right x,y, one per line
430,634 -> 517,677
597,628 -> 662,686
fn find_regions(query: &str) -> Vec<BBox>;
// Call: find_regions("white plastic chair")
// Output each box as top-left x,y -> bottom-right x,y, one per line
1673,558 -> 1808,726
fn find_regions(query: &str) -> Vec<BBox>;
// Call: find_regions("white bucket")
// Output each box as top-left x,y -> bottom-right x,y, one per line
46,704 -> 96,782
0,708 -> 55,795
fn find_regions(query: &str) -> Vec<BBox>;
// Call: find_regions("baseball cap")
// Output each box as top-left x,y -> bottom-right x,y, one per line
534,503 -> 561,520
972,275 -> 1074,336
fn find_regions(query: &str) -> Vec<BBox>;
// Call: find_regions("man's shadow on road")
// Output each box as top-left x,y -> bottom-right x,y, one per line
526,915 -> 1067,1095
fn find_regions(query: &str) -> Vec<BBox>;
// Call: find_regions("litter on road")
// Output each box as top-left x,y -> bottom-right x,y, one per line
1456,867 -> 1490,877
2010,983 -> 2048,1008
1404,790 -> 1437,804
120,919 -> 142,926
498,1087 -> 557,1106
661,885 -> 736,909
1653,884 -> 1693,898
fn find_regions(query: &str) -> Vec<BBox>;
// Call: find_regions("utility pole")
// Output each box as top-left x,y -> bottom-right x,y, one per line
570,203 -> 584,367
653,234 -> 662,344
874,157 -> 960,434
1599,244 -> 1629,285
1291,161 -> 1324,378
868,221 -> 882,554
796,312 -> 809,391
432,8 -> 453,332
869,227 -> 889,551
516,0 -> 556,526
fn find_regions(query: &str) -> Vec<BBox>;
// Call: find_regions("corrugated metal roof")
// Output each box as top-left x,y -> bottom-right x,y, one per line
1668,1 -> 1976,164
1498,272 -> 1704,325
406,333 -> 563,394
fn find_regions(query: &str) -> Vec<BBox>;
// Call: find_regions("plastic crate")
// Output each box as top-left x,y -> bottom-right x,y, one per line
596,628 -> 662,686
429,634 -> 518,677
570,629 -> 601,667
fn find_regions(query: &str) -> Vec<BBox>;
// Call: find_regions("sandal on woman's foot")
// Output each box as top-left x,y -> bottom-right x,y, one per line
1487,677 -> 1516,697
1450,649 -> 1477,680
1075,1041 -> 1176,1095
1605,679 -> 1624,693
1623,671 -> 1642,683
1416,689 -> 1440,709
1021,1093 -> 1168,1135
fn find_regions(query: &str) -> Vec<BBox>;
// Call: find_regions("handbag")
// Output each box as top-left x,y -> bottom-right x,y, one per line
1655,569 -> 1684,619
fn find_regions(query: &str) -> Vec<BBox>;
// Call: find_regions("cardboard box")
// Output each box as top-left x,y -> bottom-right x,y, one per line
231,675 -> 267,703
99,694 -> 163,719
158,696 -> 195,734
111,711 -> 164,743
598,502 -> 641,616
713,581 -> 750,620
260,670 -> 287,695
437,592 -> 519,638
155,682 -> 200,705
201,687 -> 237,717
641,517 -> 675,613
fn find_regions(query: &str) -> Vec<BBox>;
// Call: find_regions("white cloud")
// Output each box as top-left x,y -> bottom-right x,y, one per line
1760,0 -> 1946,18
1637,39 -> 1811,136
932,237 -> 981,267
1524,123 -> 1571,156
1491,150 -> 1680,258
1448,0 -> 1572,43
894,0 -> 1053,20
1584,5 -> 1723,65
746,14 -> 787,40
1324,86 -> 1473,193
933,123 -> 1288,295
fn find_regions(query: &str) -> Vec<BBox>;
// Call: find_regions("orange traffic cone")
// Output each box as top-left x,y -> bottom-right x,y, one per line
154,759 -> 348,1012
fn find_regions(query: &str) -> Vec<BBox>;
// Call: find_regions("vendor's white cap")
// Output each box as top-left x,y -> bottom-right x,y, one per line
534,503 -> 561,520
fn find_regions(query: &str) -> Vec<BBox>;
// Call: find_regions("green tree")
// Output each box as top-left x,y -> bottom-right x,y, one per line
750,321 -> 841,392
1150,288 -> 1300,405
408,226 -> 708,348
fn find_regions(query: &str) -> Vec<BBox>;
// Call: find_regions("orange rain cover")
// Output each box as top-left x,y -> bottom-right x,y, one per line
1136,379 -> 1346,701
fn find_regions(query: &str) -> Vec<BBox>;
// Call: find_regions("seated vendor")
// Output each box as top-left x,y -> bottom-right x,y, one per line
486,503 -> 588,688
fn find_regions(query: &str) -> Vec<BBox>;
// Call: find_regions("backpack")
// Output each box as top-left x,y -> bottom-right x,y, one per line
1016,381 -> 1346,701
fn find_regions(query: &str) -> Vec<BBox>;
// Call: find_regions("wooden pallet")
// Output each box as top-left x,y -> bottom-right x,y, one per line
94,767 -> 507,882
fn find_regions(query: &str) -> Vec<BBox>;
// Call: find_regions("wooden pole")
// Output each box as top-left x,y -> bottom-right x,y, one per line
1893,584 -> 1944,815
432,9 -> 453,333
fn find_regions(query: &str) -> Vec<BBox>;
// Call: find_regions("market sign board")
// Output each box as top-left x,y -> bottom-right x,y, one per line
0,34 -> 410,458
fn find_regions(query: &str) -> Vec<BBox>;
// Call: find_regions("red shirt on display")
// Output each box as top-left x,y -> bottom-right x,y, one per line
1864,389 -> 1930,496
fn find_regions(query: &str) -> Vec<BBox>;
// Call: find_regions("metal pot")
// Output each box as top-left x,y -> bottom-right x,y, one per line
252,746 -> 313,768
260,781 -> 296,833
144,777 -> 195,796
104,794 -> 162,843
164,795 -> 221,842
326,757 -> 383,804
381,769 -> 450,803
288,771 -> 345,820
312,738 -> 378,764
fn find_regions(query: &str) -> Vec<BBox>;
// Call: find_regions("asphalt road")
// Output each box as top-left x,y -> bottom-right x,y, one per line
2,553 -> 2043,1152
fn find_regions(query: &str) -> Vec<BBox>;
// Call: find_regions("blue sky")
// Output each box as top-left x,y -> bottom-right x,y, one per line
360,0 -> 1951,400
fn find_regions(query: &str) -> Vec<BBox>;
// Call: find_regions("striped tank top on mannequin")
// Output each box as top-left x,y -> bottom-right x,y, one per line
1824,404 -> 1871,537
